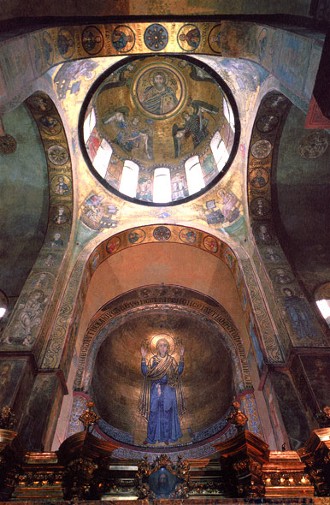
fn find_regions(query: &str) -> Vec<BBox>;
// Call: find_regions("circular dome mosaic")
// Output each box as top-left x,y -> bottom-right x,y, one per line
81,55 -> 239,205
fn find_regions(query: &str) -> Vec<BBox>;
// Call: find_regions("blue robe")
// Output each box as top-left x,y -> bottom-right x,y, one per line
140,354 -> 184,444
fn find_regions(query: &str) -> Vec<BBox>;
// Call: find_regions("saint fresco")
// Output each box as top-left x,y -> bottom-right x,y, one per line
139,336 -> 185,445
89,311 -> 236,447
85,56 -> 234,167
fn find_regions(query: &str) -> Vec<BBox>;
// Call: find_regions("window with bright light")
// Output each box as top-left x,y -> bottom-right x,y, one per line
153,168 -> 172,203
316,299 -> 330,327
93,139 -> 113,178
119,160 -> 139,198
185,156 -> 205,195
83,107 -> 96,143
0,290 -> 8,319
210,132 -> 229,172
223,98 -> 235,130
81,56 -> 239,205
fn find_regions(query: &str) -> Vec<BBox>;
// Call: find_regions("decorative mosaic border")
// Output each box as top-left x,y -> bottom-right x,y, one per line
247,91 -> 327,349
42,224 -> 284,373
0,20 -> 322,114
74,285 -> 250,392
0,92 -> 74,356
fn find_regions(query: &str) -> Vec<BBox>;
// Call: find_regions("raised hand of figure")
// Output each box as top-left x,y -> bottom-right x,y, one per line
141,346 -> 147,359
180,346 -> 185,357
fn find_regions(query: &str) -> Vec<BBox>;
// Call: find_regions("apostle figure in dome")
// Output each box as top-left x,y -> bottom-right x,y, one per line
139,337 -> 185,445
172,100 -> 218,157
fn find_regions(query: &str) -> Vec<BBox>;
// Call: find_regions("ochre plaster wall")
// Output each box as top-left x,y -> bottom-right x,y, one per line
78,241 -> 250,353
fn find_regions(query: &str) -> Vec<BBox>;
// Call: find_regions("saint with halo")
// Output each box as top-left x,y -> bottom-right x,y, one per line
139,335 -> 185,445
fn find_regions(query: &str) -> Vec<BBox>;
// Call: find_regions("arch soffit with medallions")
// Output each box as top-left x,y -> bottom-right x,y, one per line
41,224 -> 283,384
0,20 -> 322,116
0,91 -> 75,357
42,225 -> 244,371
76,224 -> 250,338
247,91 -> 328,351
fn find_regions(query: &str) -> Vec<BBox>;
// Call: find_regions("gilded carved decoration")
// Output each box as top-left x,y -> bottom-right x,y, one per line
136,454 -> 190,499
1,428 -> 328,501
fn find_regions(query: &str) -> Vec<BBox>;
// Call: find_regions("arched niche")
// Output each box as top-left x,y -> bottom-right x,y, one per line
0,91 -> 75,451
246,92 -> 329,449
70,285 -> 250,450
0,99 -> 49,323
49,225 -> 280,451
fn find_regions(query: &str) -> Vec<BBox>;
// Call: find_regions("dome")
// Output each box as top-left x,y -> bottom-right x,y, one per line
80,55 -> 239,205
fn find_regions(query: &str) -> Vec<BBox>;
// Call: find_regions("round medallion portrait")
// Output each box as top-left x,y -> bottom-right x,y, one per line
203,235 -> 219,253
251,139 -> 272,159
250,168 -> 269,188
208,25 -> 222,54
134,64 -> 185,119
111,25 -> 135,53
264,93 -> 289,112
298,131 -> 329,159
177,24 -> 201,51
128,229 -> 146,244
106,236 -> 121,254
82,26 -> 104,55
27,94 -> 53,113
42,32 -> 54,66
256,114 -> 279,133
179,228 -> 197,244
39,115 -> 62,136
57,29 -> 75,59
250,197 -> 271,217
80,55 -> 239,206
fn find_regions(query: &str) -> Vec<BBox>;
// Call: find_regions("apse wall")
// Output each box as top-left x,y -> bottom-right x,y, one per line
77,241 -> 250,347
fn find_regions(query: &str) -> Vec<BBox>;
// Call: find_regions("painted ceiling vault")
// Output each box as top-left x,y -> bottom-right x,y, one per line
81,55 -> 238,205
0,7 -> 329,457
